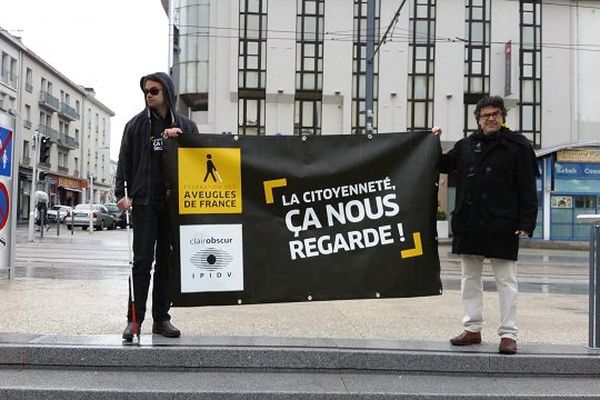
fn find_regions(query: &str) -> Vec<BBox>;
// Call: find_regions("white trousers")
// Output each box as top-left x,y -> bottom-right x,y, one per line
460,254 -> 518,340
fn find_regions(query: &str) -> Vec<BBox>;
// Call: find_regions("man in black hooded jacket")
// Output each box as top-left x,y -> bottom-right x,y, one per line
434,95 -> 538,355
115,72 -> 199,340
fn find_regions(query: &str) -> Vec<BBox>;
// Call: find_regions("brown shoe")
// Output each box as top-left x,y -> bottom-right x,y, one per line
499,338 -> 517,354
450,330 -> 482,346
152,320 -> 181,338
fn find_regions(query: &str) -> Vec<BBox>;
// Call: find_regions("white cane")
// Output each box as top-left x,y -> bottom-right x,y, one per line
124,181 -> 139,343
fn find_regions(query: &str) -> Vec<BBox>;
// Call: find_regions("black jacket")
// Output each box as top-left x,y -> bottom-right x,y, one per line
440,127 -> 539,260
115,72 -> 199,204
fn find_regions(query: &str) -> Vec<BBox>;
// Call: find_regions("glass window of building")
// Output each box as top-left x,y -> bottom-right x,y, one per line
407,0 -> 436,131
295,0 -> 324,135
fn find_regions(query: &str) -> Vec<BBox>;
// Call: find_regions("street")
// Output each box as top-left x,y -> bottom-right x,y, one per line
0,224 -> 591,345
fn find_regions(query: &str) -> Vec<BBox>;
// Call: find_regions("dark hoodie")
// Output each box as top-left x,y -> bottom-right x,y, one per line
115,72 -> 199,204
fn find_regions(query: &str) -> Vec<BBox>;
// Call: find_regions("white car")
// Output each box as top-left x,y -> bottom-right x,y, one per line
66,204 -> 116,231
47,205 -> 73,223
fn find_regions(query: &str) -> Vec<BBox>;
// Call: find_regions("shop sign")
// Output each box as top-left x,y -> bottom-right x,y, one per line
557,149 -> 600,163
555,162 -> 600,180
58,176 -> 80,189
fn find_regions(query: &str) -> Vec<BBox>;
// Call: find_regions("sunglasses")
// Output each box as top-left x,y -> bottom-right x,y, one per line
144,87 -> 161,96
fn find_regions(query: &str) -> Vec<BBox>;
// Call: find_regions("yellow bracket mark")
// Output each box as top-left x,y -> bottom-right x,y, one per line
263,178 -> 288,204
400,232 -> 423,259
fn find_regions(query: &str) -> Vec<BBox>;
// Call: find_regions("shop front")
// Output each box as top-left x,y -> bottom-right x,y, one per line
55,175 -> 85,207
537,145 -> 600,241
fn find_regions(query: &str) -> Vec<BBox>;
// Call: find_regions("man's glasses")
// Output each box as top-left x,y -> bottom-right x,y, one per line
144,87 -> 161,96
479,111 -> 501,120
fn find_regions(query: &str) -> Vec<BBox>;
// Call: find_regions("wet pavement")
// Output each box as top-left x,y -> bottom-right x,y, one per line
0,224 -> 593,345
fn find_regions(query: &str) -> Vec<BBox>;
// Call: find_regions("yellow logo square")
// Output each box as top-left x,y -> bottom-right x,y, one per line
178,148 -> 242,214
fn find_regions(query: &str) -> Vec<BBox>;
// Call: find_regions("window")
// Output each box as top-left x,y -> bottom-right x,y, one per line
238,0 -> 268,135
1,53 -> 18,88
352,0 -> 380,134
24,104 -> 32,126
294,0 -> 324,135
463,0 -> 491,137
25,68 -> 33,92
519,0 -> 542,148
58,150 -> 69,169
23,140 -> 30,159
1,52 -> 9,84
407,0 -> 436,131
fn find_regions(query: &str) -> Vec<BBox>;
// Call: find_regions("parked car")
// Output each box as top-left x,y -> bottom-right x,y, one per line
66,204 -> 116,231
47,205 -> 73,223
103,203 -> 129,229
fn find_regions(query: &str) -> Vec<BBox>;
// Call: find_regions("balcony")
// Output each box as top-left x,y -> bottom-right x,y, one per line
59,133 -> 79,150
23,120 -> 32,129
38,124 -> 59,141
39,91 -> 60,112
59,102 -> 80,121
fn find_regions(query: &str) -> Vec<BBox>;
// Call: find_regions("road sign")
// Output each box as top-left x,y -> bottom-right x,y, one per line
0,182 -> 9,230
0,127 -> 13,178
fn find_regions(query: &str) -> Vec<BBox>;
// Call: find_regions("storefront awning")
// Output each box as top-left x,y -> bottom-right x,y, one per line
61,187 -> 83,193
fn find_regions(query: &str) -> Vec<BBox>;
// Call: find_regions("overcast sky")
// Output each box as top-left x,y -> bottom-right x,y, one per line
0,0 -> 170,160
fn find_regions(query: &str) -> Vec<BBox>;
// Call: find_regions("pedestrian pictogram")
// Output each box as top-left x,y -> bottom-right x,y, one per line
203,154 -> 223,182
0,127 -> 13,178
0,182 -> 9,230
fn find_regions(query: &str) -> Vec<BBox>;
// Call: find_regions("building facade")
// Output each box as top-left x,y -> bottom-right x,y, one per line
162,0 -> 600,239
0,29 -> 114,221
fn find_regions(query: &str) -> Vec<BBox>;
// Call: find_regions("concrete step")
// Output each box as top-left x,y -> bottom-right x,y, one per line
3,369 -> 600,399
1,333 -> 600,399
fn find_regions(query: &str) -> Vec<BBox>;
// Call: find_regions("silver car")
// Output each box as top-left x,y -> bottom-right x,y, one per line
47,205 -> 73,223
66,204 -> 116,231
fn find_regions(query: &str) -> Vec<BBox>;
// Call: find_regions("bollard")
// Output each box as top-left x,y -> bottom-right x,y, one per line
56,213 -> 60,236
577,214 -> 600,349
40,209 -> 45,239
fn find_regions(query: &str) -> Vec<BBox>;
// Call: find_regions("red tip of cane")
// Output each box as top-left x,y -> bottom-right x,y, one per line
131,303 -> 138,335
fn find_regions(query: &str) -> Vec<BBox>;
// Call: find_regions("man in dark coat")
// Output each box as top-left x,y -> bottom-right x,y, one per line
115,72 -> 199,341
434,95 -> 538,354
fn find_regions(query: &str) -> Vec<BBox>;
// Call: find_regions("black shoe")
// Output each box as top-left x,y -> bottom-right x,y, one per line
152,320 -> 181,338
122,321 -> 141,341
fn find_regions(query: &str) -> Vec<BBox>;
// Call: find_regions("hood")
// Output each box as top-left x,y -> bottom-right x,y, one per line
140,72 -> 177,122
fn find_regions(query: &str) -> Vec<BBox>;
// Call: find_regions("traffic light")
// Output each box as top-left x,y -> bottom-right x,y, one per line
39,136 -> 50,164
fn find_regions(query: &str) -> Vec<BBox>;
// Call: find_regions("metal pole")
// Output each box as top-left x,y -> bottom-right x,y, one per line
590,221 -> 600,349
89,175 -> 94,233
40,207 -> 44,239
27,130 -> 39,242
365,0 -> 376,135
578,214 -> 600,349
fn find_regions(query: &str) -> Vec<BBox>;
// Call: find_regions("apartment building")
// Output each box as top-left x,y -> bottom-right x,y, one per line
0,28 -> 114,221
162,0 -> 600,240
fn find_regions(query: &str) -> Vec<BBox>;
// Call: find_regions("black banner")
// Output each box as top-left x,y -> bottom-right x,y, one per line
164,133 -> 442,306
